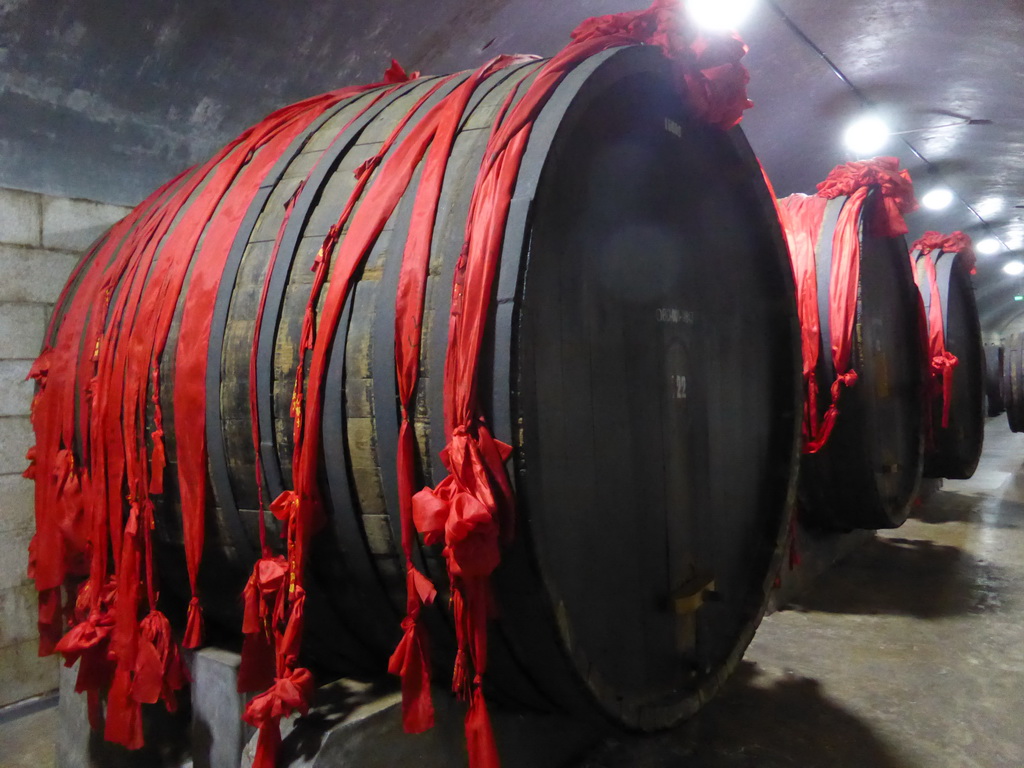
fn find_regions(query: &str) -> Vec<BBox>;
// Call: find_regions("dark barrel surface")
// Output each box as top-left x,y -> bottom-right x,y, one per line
985,344 -> 1005,417
914,249 -> 984,479
1005,334 -> 1024,432
49,46 -> 803,729
799,192 -> 925,531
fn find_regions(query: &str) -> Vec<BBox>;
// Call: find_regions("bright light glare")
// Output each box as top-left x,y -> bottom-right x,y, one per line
975,196 -> 1005,218
688,0 -> 756,30
977,238 -> 1001,255
843,115 -> 890,156
1002,260 -> 1024,276
920,187 -> 954,210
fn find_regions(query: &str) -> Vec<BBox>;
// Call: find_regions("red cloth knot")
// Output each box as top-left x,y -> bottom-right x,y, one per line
269,490 -> 300,524
243,666 -> 316,768
569,0 -> 752,130
387,612 -> 435,733
243,667 -> 315,728
913,231 -> 976,274
242,555 -> 289,635
63,581 -> 117,724
412,430 -> 503,579
570,0 -> 682,49
684,32 -> 753,129
805,370 -> 859,454
238,556 -> 288,694
183,595 -> 204,649
133,609 -> 189,710
55,611 -> 114,667
816,157 -> 918,237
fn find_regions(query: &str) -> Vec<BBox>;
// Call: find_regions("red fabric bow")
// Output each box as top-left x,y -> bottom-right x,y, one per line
684,33 -> 752,129
269,490 -> 300,524
817,157 -> 918,236
56,579 -> 118,728
914,230 -> 976,274
238,556 -> 290,693
569,0 -> 753,129
778,158 -> 917,454
911,242 -> 964,430
242,666 -> 315,768
133,610 -> 189,710
412,428 -> 511,579
804,370 -> 859,453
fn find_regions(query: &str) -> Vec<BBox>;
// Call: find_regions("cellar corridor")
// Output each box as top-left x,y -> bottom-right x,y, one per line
3,416 -> 1023,768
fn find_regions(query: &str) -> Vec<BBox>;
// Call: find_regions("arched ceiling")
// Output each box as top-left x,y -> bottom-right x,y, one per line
2,0 -> 1023,331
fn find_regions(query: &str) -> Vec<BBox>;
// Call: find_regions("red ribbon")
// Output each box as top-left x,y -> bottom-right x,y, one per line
914,230 -> 975,274
776,194 -> 829,446
133,609 -> 189,710
242,667 -> 315,768
27,171 -> 189,664
570,0 -> 753,129
911,233 -> 972,430
28,5 -> 755,762
816,156 -> 918,236
239,62 -> 428,760
780,157 -> 918,453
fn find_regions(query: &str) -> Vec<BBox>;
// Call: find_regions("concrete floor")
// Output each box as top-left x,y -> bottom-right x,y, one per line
3,416 -> 1023,768
583,416 -> 1024,768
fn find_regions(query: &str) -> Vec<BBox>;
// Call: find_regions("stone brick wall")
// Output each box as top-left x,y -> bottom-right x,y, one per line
0,187 -> 132,707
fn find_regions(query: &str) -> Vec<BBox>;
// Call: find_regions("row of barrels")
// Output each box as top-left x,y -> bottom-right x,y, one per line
980,339 -> 1024,432
998,336 -> 1024,431
35,43 -> 985,748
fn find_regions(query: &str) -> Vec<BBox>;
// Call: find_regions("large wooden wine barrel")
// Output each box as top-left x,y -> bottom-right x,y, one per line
1005,334 -> 1024,432
912,247 -> 984,479
985,344 -> 1005,416
794,192 -> 925,530
47,46 -> 802,729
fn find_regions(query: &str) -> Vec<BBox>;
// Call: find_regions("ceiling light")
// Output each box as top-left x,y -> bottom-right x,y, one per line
1003,260 -> 1024,276
920,187 -> 954,210
977,238 -> 1001,255
687,0 -> 757,31
843,115 -> 890,156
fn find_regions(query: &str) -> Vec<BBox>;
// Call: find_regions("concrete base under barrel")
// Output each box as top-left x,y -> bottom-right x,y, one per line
239,681 -> 605,768
55,652 -> 605,768
53,512 -> 900,768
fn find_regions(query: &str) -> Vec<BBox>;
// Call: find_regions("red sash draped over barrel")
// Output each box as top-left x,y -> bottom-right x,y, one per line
778,157 -> 918,453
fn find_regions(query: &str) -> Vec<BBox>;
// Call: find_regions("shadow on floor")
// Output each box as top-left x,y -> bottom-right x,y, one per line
278,677 -> 397,765
84,697 -> 191,768
785,536 -> 1011,618
910,490 -> 1024,529
578,661 -> 912,768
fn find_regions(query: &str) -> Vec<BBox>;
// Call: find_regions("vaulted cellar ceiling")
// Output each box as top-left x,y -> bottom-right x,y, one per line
1,0 -> 1022,330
